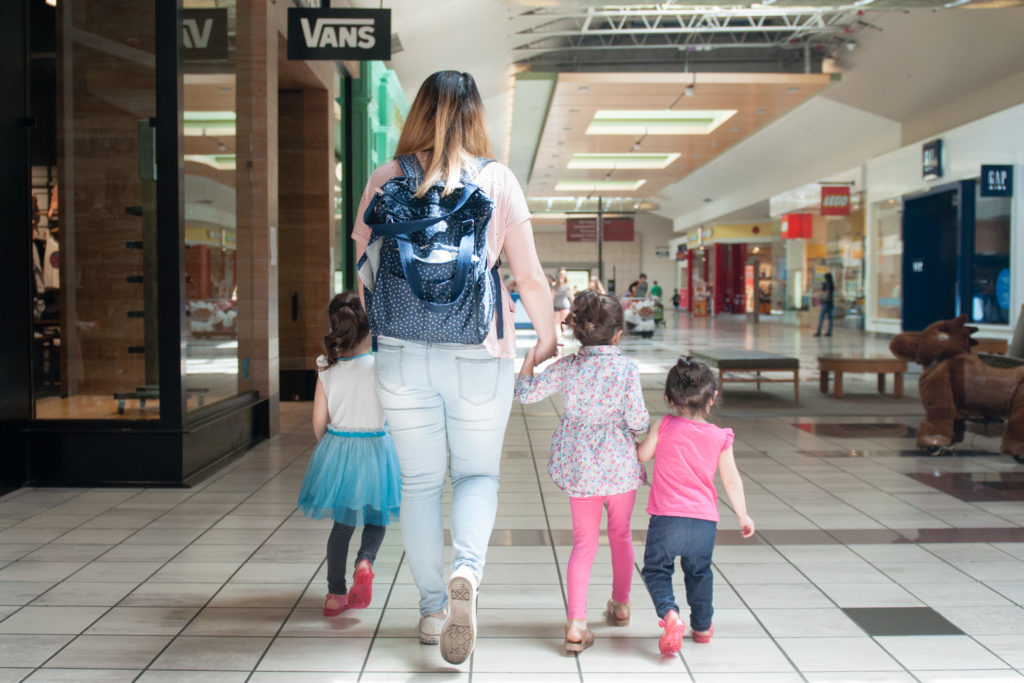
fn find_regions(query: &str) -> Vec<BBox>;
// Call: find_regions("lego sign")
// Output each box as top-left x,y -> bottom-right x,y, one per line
820,186 -> 851,216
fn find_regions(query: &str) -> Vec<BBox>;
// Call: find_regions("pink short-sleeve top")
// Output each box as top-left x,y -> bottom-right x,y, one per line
351,152 -> 531,359
647,415 -> 735,522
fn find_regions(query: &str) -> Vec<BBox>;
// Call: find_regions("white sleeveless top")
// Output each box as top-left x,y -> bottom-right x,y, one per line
316,353 -> 386,432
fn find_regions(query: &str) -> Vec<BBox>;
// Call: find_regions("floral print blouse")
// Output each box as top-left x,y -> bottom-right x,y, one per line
515,346 -> 650,497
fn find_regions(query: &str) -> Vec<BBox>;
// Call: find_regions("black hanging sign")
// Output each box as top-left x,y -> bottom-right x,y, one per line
183,9 -> 229,61
287,8 -> 391,61
980,165 -> 1013,197
922,139 -> 943,181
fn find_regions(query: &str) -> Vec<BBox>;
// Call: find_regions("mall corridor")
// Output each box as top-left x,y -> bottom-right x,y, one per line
1,318 -> 1023,681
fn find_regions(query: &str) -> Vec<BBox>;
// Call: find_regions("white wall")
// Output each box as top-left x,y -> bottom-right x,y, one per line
864,102 -> 1024,337
530,212 -> 676,294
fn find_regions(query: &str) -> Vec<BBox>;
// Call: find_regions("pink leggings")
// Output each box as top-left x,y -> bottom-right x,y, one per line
567,490 -> 637,621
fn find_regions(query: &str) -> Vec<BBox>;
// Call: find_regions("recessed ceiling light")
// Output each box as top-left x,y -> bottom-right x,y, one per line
755,108 -> 767,115
563,127 -> 572,131
569,108 -> 581,114
709,141 -> 718,147
578,86 -> 590,92
586,109 -> 737,136
787,87 -> 800,93
567,153 -> 681,170
555,179 -> 647,192
731,126 -> 741,132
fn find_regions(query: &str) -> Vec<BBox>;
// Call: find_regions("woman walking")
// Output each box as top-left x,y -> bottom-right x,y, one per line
553,268 -> 573,336
814,273 -> 835,337
353,70 -> 557,665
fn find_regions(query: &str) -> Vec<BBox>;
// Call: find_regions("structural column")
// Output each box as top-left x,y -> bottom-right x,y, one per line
236,0 -> 280,433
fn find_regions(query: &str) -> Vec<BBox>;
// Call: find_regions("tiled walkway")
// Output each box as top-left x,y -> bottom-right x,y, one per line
2,315 -> 1023,681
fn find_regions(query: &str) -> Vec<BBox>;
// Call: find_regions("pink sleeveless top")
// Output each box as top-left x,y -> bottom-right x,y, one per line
647,415 -> 735,522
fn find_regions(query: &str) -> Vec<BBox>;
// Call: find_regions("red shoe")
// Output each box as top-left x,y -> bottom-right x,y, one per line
693,623 -> 714,644
323,593 -> 349,617
346,560 -> 374,609
658,611 -> 684,655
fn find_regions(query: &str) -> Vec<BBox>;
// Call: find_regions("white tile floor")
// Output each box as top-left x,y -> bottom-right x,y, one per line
1,314 -> 1023,681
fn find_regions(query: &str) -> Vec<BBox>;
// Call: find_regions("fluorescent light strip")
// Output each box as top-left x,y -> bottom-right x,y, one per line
587,109 -> 737,136
554,179 -> 646,192
185,154 -> 237,171
567,153 -> 680,170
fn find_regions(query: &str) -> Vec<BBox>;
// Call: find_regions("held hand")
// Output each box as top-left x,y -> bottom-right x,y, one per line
532,336 -> 558,365
738,514 -> 756,539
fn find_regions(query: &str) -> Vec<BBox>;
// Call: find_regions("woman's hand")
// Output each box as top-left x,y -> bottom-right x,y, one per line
532,336 -> 558,365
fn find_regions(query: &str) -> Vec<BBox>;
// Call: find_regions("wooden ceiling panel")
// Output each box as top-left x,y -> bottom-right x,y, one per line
527,71 -> 834,197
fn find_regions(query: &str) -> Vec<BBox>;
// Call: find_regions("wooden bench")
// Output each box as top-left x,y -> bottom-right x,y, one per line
817,355 -> 908,399
689,349 -> 800,403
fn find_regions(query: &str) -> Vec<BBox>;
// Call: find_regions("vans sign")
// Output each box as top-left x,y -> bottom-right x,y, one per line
287,8 -> 391,61
183,9 -> 228,61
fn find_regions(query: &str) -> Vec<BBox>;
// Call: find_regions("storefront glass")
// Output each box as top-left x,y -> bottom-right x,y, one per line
33,0 -> 159,419
874,198 -> 903,320
970,188 -> 1012,325
183,0 -> 240,413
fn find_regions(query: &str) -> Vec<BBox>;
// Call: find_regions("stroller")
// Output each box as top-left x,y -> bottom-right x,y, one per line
621,297 -> 656,338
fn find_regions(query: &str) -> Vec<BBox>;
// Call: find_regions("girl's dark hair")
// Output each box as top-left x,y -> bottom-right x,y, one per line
565,290 -> 623,346
665,356 -> 718,417
322,291 -> 370,366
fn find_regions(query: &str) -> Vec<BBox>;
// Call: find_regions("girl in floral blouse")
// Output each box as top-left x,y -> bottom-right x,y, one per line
515,290 -> 650,653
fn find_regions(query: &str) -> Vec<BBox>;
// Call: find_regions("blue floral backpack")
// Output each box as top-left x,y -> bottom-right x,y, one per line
357,154 -> 503,345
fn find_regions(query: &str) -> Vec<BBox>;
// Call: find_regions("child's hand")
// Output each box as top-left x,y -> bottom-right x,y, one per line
738,514 -> 755,538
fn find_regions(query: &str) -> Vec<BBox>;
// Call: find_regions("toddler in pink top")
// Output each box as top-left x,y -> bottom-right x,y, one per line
637,357 -> 755,656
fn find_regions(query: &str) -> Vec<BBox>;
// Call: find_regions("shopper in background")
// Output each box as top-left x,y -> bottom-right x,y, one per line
650,280 -> 663,300
814,272 -> 835,337
352,70 -> 557,665
634,273 -> 649,299
588,275 -> 606,295
553,267 -> 573,336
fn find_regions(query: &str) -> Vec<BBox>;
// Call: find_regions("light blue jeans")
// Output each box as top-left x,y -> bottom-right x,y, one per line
373,337 -> 514,616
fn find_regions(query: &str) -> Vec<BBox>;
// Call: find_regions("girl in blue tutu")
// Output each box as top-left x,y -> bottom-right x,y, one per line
297,292 -> 401,617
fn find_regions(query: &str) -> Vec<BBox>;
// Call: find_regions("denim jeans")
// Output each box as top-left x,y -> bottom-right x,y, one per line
374,337 -> 514,616
641,515 -> 717,630
816,302 -> 834,335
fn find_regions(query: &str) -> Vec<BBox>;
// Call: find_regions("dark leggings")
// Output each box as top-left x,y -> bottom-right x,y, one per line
327,522 -> 386,595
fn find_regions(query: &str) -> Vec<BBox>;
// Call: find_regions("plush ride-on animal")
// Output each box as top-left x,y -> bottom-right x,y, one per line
889,315 -> 1024,462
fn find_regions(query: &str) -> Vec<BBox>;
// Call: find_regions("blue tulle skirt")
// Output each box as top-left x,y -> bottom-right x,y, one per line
297,428 -> 401,526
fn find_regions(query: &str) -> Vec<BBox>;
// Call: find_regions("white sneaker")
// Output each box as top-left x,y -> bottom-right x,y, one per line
439,565 -> 479,665
419,607 -> 447,645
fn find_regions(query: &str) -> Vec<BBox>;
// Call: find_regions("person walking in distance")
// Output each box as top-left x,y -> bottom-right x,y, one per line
297,292 -> 401,618
553,268 -> 573,337
353,70 -> 557,665
814,272 -> 835,337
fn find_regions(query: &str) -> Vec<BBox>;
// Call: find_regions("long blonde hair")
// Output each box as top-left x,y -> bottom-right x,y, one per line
395,71 -> 493,197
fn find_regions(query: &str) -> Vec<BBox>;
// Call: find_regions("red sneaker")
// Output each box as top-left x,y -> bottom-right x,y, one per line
658,610 -> 685,655
693,623 -> 714,644
323,593 -> 348,617
347,560 -> 375,609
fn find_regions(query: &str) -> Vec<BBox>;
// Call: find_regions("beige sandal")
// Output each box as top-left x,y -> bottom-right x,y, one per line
605,599 -> 631,626
564,619 -> 595,653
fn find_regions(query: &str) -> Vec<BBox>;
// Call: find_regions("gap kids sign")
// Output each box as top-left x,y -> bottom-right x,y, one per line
287,8 -> 391,61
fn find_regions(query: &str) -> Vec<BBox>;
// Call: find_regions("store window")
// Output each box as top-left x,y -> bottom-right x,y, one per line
874,198 -> 902,320
33,0 -> 159,419
970,187 -> 1012,325
183,0 -> 240,413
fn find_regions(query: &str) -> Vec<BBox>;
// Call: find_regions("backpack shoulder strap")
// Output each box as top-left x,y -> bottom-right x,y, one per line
460,157 -> 493,184
395,154 -> 423,183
